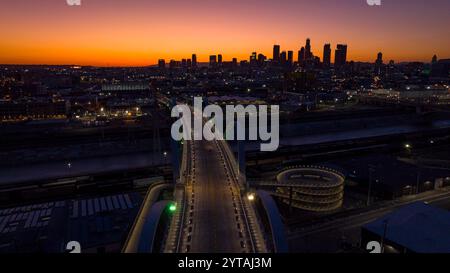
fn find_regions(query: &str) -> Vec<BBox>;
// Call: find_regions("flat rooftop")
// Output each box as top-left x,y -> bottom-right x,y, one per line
0,151 -> 170,186
363,202 -> 450,253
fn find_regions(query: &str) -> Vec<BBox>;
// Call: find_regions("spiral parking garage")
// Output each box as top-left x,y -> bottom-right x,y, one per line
274,166 -> 345,212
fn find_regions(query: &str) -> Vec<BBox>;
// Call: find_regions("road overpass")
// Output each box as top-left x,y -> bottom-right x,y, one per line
182,140 -> 254,252
126,99 -> 286,253
164,139 -> 269,253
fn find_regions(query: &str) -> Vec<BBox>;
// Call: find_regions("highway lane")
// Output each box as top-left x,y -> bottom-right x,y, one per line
181,140 -> 251,253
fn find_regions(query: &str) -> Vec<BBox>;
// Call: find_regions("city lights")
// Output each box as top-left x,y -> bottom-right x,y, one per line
247,193 -> 255,201
169,203 -> 177,212
0,0 -> 449,260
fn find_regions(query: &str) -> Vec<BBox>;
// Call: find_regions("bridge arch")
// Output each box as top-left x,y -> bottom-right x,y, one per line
256,190 -> 289,253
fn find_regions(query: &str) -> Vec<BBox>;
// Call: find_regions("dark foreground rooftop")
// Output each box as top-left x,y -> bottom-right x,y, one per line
363,202 -> 450,253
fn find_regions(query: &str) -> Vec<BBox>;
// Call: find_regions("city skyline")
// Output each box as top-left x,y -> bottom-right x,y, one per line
1,0 -> 450,66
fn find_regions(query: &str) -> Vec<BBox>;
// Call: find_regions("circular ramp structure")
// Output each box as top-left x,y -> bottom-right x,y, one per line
275,165 -> 345,212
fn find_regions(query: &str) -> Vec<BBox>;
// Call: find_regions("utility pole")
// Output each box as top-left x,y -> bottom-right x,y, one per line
416,158 -> 422,194
367,164 -> 376,206
380,220 -> 389,253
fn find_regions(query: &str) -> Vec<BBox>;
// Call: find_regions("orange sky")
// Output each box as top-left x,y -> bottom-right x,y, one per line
1,0 -> 449,66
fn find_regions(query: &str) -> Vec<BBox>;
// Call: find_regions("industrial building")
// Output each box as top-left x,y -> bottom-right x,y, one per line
361,202 -> 450,253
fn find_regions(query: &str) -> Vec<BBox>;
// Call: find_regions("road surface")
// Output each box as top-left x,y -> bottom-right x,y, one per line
180,140 -> 251,253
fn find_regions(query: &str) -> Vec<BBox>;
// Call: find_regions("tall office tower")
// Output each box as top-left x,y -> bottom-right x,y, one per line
209,55 -> 217,66
432,54 -> 438,64
169,60 -> 177,69
232,58 -> 238,66
192,54 -> 197,67
187,59 -> 192,67
323,44 -> 331,67
287,51 -> 294,66
218,54 -> 223,64
305,38 -> 312,60
334,44 -> 348,67
375,52 -> 383,75
158,59 -> 166,69
298,47 -> 305,64
257,54 -> 266,64
280,51 -> 287,65
273,44 -> 281,62
250,52 -> 257,66
375,52 -> 383,65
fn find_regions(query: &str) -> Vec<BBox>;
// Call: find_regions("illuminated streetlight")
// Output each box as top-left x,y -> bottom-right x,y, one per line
247,193 -> 255,201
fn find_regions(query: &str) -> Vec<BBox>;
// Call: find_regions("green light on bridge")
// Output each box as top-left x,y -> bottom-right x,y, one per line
169,203 -> 177,213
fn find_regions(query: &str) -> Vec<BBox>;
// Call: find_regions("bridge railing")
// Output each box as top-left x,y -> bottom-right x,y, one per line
123,182 -> 172,253
217,140 -> 244,187
163,139 -> 191,253
163,183 -> 186,253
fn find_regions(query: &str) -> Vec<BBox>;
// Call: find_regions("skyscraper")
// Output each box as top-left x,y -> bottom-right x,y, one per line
298,47 -> 305,64
273,45 -> 280,63
192,54 -> 197,67
334,44 -> 347,67
280,51 -> 287,65
376,52 -> 383,65
257,53 -> 266,65
375,52 -> 383,75
209,55 -> 217,66
305,38 -> 312,60
432,54 -> 438,64
323,44 -> 331,67
218,54 -> 223,64
287,51 -> 293,66
169,60 -> 177,69
158,59 -> 166,69
250,52 -> 257,65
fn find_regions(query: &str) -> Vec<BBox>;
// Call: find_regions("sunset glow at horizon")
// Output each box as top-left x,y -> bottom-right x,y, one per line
1,0 -> 449,67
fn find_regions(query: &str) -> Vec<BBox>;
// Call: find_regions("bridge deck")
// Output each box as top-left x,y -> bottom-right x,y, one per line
180,140 -> 252,253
